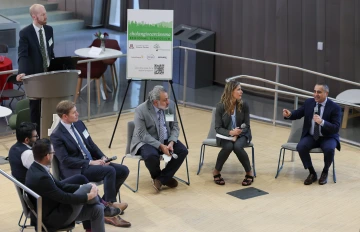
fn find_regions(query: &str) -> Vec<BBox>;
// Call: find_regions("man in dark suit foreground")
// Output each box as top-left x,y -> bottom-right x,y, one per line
50,100 -> 131,227
25,139 -> 105,232
17,4 -> 55,136
8,122 -> 121,229
283,83 -> 341,185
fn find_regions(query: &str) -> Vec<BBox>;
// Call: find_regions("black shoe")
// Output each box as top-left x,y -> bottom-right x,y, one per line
304,173 -> 317,185
318,172 -> 328,185
104,206 -> 121,217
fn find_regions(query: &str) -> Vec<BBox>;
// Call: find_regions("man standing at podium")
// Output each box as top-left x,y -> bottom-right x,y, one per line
17,4 -> 55,136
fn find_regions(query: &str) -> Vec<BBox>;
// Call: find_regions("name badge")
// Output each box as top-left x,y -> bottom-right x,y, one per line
82,129 -> 90,139
48,37 -> 53,46
165,114 -> 174,122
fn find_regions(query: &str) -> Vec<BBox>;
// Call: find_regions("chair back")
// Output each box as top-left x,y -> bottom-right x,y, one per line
14,185 -> 31,218
207,108 -> 217,139
0,43 -> 8,53
51,155 -> 61,181
125,121 -> 135,154
14,98 -> 29,114
76,58 -> 108,79
287,117 -> 304,143
16,108 -> 31,129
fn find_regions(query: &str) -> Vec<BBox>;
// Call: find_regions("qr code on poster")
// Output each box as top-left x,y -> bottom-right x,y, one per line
154,64 -> 164,75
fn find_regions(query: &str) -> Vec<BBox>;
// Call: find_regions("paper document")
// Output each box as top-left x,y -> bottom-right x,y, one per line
216,133 -> 237,141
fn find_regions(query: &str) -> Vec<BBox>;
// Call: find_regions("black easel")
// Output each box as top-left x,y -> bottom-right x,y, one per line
109,79 -> 189,149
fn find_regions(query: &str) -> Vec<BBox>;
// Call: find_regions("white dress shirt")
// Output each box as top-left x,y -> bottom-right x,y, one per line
32,23 -> 50,67
21,143 -> 34,169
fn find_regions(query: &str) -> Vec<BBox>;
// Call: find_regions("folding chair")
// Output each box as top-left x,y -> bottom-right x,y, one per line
121,121 -> 190,192
274,117 -> 336,182
14,185 -> 32,231
22,192 -> 74,232
197,108 -> 256,176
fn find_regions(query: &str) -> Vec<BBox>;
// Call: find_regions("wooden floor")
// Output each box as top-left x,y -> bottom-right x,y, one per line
0,106 -> 360,232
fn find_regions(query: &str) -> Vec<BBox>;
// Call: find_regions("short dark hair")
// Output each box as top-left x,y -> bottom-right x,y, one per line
316,83 -> 329,93
56,100 -> 75,118
32,139 -> 52,162
16,122 -> 37,143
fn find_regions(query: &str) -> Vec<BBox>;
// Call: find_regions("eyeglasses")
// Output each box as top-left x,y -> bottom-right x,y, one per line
49,151 -> 55,155
32,135 -> 39,139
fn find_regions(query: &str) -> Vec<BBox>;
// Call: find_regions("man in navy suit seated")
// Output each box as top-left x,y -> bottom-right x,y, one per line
50,100 -> 131,227
283,83 -> 341,185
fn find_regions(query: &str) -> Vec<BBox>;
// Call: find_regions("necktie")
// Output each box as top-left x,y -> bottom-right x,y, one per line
313,104 -> 322,140
158,110 -> 165,144
39,29 -> 48,72
71,125 -> 93,160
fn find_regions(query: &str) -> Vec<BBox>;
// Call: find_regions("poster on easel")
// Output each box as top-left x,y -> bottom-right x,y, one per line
127,9 -> 173,80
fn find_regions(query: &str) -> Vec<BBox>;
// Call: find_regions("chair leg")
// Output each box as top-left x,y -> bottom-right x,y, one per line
173,156 -> 190,185
18,211 -> 31,231
74,78 -> 82,103
101,75 -> 108,99
121,156 -> 142,193
251,146 -> 256,177
110,64 -> 117,92
95,78 -> 101,106
333,159 -> 336,183
197,144 -> 206,175
275,148 -> 286,178
112,64 -> 118,90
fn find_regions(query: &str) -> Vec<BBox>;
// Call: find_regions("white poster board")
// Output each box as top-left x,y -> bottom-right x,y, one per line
127,9 -> 173,80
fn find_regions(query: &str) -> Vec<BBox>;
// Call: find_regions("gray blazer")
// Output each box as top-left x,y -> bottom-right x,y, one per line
215,101 -> 252,146
130,100 -> 179,155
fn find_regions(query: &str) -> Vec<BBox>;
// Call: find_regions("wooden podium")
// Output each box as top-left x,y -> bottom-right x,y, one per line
22,70 -> 79,138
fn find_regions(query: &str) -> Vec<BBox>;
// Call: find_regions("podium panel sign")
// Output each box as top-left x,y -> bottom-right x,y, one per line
127,9 -> 173,80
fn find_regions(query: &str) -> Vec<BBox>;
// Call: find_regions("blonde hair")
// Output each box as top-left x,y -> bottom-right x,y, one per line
220,80 -> 243,115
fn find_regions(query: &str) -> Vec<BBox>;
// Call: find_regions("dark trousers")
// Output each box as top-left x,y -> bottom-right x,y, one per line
81,163 -> 129,202
29,99 -> 41,136
296,135 -> 337,171
215,136 -> 251,172
138,140 -> 188,185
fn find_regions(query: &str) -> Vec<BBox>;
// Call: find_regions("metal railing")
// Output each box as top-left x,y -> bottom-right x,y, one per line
177,46 -> 360,125
0,168 -> 42,232
1,46 -> 360,124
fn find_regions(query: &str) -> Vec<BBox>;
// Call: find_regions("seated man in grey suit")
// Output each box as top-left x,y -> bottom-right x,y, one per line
130,85 -> 188,192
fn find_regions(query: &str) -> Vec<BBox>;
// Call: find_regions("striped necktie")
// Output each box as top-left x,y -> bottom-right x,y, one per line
39,28 -> 48,72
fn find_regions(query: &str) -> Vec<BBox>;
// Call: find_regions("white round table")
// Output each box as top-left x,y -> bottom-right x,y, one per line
336,89 -> 360,128
74,48 -> 122,59
0,106 -> 12,125
74,47 -> 123,119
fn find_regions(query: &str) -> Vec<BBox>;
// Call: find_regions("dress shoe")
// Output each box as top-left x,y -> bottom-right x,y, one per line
104,205 -> 121,217
109,202 -> 128,215
165,178 -> 178,188
304,173 -> 317,185
318,172 -> 328,185
104,216 -> 131,227
152,178 -> 162,192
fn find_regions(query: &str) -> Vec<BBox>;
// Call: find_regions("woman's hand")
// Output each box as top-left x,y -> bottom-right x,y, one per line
229,128 -> 242,136
16,73 -> 25,82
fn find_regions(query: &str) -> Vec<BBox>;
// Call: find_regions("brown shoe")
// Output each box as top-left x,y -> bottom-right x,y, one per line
152,178 -> 162,192
104,216 -> 131,227
109,202 -> 128,211
165,178 -> 178,188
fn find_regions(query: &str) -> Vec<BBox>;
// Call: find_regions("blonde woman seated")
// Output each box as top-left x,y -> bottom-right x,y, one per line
214,80 -> 253,186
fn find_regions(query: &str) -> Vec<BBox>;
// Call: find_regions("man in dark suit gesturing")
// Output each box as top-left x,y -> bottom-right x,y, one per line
283,83 -> 341,185
17,4 -> 55,135
50,100 -> 131,227
25,139 -> 105,232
